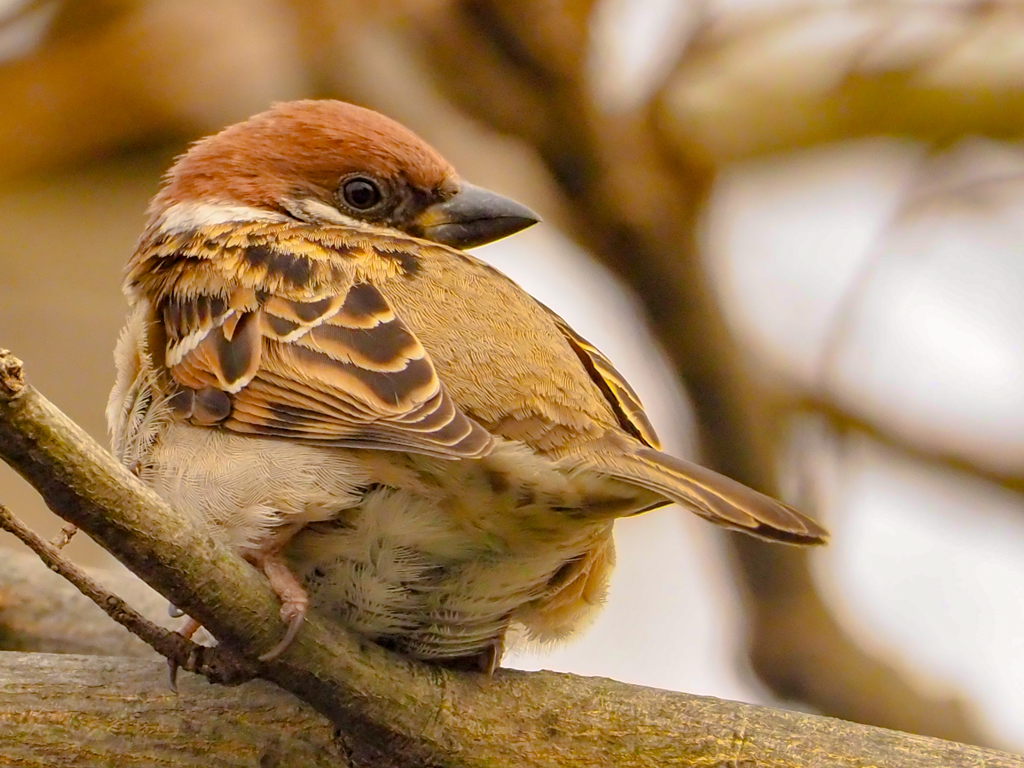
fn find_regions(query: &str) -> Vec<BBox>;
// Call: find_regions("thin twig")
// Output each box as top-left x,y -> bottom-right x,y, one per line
0,501 -> 256,686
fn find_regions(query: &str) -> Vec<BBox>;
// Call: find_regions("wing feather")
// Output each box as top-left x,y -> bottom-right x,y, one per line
158,236 -> 492,459
541,306 -> 661,450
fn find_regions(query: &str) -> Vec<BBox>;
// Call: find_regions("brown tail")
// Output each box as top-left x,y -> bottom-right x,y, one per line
596,447 -> 828,545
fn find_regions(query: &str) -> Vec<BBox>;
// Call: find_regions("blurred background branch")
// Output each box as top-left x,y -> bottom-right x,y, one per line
2,0 -> 1023,753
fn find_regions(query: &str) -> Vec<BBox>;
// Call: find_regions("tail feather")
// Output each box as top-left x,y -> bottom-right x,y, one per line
596,447 -> 827,545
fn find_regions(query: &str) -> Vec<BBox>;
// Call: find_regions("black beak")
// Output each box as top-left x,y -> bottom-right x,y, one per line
412,182 -> 540,249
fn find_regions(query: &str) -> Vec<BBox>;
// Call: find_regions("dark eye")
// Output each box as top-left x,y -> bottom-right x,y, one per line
341,177 -> 382,210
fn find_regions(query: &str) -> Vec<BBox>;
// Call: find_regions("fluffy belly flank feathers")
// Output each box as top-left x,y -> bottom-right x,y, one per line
138,421 -> 626,665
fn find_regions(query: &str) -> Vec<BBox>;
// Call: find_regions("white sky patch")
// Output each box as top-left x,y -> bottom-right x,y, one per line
0,0 -> 57,65
588,0 -> 701,111
829,217 -> 1024,473
806,435 -> 1024,751
705,138 -> 924,387
707,138 -> 1024,475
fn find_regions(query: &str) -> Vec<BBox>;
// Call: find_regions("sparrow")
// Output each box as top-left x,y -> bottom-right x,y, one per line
108,100 -> 827,670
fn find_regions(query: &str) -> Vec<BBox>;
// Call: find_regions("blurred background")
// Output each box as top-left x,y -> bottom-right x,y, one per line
1,0 -> 1023,752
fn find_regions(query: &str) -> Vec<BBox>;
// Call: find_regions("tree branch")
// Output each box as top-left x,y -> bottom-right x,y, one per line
1,348 -> 1022,765
0,651 -> 346,768
0,547 -> 169,658
3,647 -> 1019,768
0,500 -> 257,687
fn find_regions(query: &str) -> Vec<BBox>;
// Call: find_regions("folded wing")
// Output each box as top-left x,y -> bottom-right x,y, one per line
162,243 -> 493,459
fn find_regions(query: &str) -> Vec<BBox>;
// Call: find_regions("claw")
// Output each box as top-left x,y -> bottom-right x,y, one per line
251,551 -> 309,661
258,604 -> 308,661
49,523 -> 78,550
168,657 -> 180,692
168,616 -> 202,692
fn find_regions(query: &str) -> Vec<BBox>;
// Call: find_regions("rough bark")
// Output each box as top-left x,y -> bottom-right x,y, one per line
2,648 -> 1023,768
0,652 -> 345,768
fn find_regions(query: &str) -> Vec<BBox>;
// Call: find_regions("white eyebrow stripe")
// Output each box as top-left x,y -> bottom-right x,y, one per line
155,201 -> 290,233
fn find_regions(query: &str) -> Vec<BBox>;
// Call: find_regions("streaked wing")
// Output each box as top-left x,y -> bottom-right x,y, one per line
159,236 -> 493,459
541,306 -> 661,450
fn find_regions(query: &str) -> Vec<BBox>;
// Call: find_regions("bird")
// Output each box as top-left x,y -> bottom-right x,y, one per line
108,99 -> 827,671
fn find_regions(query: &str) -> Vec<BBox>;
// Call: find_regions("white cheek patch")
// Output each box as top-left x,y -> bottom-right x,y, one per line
283,198 -> 379,231
155,198 -> 381,234
156,201 -> 290,233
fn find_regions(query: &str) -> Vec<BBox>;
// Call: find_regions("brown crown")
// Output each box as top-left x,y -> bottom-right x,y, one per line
152,100 -> 457,214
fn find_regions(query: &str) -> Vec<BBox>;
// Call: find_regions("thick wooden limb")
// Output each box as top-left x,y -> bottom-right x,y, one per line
0,652 -> 344,768
1,649 -> 1023,768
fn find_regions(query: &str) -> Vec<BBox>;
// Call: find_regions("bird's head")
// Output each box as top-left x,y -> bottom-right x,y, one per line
150,100 -> 539,249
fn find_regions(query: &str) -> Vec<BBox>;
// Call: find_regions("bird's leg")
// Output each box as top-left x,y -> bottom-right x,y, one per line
170,521 -> 309,674
253,554 -> 309,660
243,521 -> 310,661
49,523 -> 78,550
177,616 -> 202,641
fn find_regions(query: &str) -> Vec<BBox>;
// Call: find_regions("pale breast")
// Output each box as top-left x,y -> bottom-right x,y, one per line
142,424 -> 370,550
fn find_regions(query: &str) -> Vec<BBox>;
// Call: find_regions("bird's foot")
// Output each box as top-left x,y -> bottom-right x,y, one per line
167,615 -> 259,690
252,552 -> 309,661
